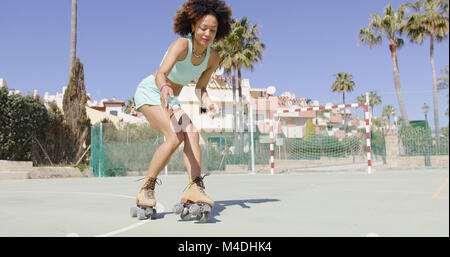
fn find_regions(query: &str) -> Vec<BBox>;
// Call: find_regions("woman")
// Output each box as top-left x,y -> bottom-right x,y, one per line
133,0 -> 232,221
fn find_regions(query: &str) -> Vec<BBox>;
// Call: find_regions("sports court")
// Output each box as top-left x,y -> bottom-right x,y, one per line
0,167 -> 448,237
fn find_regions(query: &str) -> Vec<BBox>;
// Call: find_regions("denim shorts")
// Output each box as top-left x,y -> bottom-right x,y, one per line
134,75 -> 181,112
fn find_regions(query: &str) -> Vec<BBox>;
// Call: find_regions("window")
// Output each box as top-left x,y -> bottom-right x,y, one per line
110,111 -> 118,116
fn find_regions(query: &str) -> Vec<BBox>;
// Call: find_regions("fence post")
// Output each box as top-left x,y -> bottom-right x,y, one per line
99,123 -> 103,177
249,103 -> 255,174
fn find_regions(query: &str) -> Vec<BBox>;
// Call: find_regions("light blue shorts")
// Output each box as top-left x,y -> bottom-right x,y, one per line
134,75 -> 181,112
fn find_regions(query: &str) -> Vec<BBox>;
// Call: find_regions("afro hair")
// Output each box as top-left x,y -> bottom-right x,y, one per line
173,0 -> 232,41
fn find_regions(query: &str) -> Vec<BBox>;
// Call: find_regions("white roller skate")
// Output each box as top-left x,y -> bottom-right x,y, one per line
130,177 -> 161,220
173,175 -> 214,223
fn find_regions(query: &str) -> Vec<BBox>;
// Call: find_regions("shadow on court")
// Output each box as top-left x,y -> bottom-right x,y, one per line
210,198 -> 281,223
156,198 -> 280,224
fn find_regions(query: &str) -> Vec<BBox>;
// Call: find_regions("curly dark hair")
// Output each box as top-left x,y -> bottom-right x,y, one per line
173,0 -> 232,41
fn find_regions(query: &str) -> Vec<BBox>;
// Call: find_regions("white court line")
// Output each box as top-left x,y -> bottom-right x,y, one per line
2,191 -> 135,199
95,220 -> 151,237
1,190 -> 165,237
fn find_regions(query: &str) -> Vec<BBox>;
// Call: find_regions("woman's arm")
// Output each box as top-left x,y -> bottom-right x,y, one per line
195,49 -> 221,117
155,38 -> 189,110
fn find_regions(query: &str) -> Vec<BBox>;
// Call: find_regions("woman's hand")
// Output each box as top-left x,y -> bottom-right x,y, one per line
160,84 -> 174,112
207,103 -> 219,119
203,96 -> 219,119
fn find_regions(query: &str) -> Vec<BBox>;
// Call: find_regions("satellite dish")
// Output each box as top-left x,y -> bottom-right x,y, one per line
282,92 -> 291,98
214,66 -> 224,76
267,86 -> 276,95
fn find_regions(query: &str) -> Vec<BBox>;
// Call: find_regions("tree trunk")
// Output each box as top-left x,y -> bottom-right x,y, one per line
231,66 -> 237,132
74,126 -> 89,162
238,67 -> 243,132
430,32 -> 440,151
69,0 -> 77,77
390,44 -> 410,126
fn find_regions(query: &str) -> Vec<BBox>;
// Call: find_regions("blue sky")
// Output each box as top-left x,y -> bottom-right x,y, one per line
1,0 -> 449,129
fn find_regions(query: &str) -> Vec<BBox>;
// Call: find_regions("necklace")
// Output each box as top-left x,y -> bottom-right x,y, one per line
192,45 -> 205,58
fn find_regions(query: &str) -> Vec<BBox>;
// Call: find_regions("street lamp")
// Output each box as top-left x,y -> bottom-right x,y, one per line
421,103 -> 430,118
421,103 -> 431,166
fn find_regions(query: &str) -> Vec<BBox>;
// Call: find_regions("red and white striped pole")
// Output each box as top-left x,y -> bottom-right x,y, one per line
269,114 -> 275,175
365,92 -> 372,174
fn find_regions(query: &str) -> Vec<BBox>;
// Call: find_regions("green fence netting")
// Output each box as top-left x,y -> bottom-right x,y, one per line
90,123 -> 272,177
90,122 -> 394,176
399,124 -> 449,157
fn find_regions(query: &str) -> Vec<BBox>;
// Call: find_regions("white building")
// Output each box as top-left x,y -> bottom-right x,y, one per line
40,87 -> 146,127
0,78 -> 21,96
43,86 -> 66,109
179,77 -> 251,133
0,78 -> 7,88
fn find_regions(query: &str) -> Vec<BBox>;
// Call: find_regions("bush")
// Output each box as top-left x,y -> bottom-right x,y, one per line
0,86 -> 77,165
0,87 -> 49,161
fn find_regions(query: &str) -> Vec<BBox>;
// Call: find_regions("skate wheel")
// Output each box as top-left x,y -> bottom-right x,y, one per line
201,204 -> 212,213
137,208 -> 147,220
145,207 -> 157,220
189,204 -> 201,216
130,207 -> 138,218
180,207 -> 191,221
199,212 -> 210,223
172,203 -> 184,214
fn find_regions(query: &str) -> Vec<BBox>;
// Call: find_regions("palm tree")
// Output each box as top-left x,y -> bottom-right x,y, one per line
69,0 -> 77,77
234,17 -> 265,131
213,17 -> 265,132
214,22 -> 239,132
382,105 -> 396,132
437,65 -> 449,90
357,91 -> 382,123
331,72 -> 356,132
437,65 -> 449,116
404,0 -> 449,153
359,4 -> 410,126
124,98 -> 136,114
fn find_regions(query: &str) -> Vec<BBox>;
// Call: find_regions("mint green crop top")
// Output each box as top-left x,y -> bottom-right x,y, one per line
163,34 -> 211,86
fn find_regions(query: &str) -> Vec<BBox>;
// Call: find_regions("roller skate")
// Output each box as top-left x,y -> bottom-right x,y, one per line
130,177 -> 161,220
173,175 -> 214,223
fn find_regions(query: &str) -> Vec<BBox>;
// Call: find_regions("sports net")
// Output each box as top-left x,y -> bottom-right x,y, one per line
270,103 -> 380,172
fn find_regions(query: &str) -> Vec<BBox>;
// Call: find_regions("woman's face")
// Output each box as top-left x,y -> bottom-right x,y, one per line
191,14 -> 218,46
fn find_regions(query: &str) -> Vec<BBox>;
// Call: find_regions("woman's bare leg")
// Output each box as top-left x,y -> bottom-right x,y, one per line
139,105 -> 184,178
182,123 -> 202,180
181,121 -> 214,208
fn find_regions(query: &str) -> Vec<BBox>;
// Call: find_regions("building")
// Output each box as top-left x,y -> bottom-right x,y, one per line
249,89 -> 366,140
12,76 -> 366,139
89,98 -> 147,127
0,78 -> 7,88
178,76 -> 251,134
41,87 -> 146,128
0,78 -> 21,96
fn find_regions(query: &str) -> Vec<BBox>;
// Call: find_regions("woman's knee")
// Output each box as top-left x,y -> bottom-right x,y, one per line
165,132 -> 185,150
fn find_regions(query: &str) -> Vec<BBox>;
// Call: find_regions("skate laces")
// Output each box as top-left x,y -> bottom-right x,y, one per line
136,177 -> 162,190
183,173 -> 210,192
